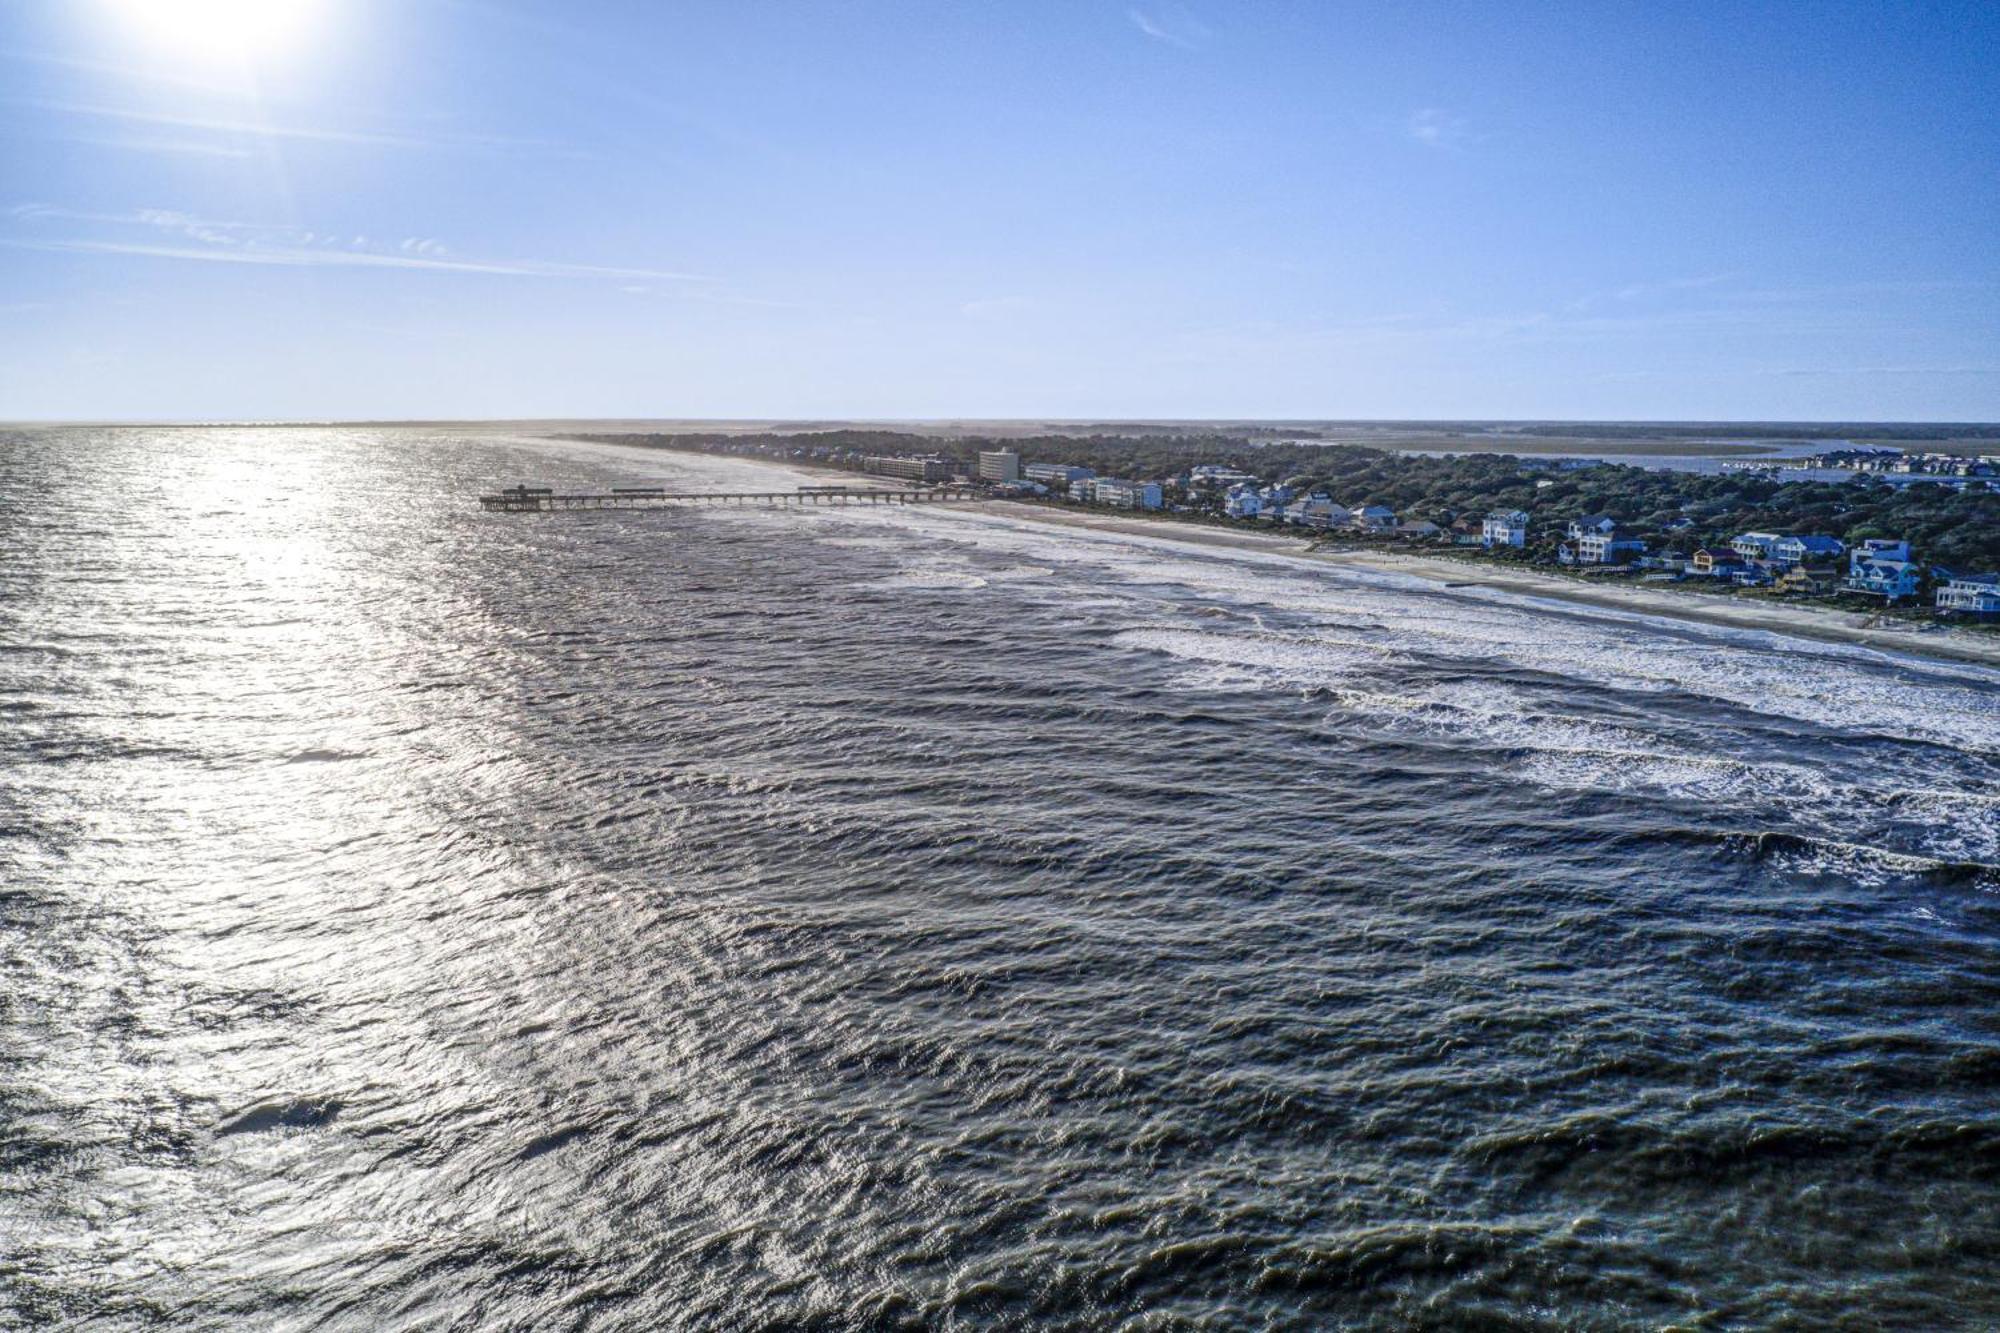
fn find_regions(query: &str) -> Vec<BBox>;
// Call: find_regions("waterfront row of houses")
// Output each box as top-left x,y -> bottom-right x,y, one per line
1479,508 -> 2000,616
961,453 -> 2000,621
1824,449 -> 1999,479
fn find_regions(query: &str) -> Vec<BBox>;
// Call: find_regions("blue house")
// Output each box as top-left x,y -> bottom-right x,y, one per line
1773,535 -> 1845,567
1843,539 -> 1921,602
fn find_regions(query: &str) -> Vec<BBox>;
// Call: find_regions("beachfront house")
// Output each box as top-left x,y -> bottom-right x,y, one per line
1936,572 -> 2000,618
1349,504 -> 1397,531
1090,478 -> 1163,510
1775,565 -> 1841,596
1567,515 -> 1618,543
1482,510 -> 1528,548
1773,535 -> 1845,568
1283,494 -> 1350,529
1397,519 -> 1443,540
1024,462 -> 1093,485
1691,546 -> 1746,576
1254,484 -> 1294,519
1843,539 -> 1920,601
1730,532 -> 1785,564
1568,529 -> 1647,566
1223,484 -> 1263,519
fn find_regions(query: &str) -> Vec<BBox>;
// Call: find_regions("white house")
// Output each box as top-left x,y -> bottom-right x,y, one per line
1730,531 -> 1785,563
1024,462 -> 1093,484
1090,478 -> 1163,510
1349,504 -> 1397,531
1936,572 -> 2000,617
1482,510 -> 1528,548
1567,515 -> 1618,542
1223,484 -> 1263,518
1575,531 -> 1647,565
1283,494 -> 1350,528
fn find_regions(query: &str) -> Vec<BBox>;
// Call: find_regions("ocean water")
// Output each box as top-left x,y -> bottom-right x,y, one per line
4,425 -> 1999,1331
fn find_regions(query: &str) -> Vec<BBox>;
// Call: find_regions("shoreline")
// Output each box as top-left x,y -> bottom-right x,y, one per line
939,501 -> 2000,670
533,435 -> 2000,672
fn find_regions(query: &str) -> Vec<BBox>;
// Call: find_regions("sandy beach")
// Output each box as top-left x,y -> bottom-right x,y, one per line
544,438 -> 2000,671
947,500 -> 2000,670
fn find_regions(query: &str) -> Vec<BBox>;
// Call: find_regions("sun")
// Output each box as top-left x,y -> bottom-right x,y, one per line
105,0 -> 325,65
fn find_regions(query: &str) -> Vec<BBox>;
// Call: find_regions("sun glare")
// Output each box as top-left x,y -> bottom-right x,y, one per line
105,0 -> 326,64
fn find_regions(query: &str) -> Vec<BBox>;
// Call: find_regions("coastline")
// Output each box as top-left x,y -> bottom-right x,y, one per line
940,501 -> 2000,671
532,436 -> 2000,672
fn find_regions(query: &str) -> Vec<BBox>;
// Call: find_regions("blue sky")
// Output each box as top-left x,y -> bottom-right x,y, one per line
1,0 -> 1995,421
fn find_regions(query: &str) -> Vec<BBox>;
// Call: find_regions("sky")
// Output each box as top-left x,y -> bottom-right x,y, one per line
0,0 -> 1995,422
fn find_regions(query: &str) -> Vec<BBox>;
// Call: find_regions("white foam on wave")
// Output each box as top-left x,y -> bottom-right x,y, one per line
1111,626 -> 1390,686
857,570 -> 990,591
850,503 -> 2000,753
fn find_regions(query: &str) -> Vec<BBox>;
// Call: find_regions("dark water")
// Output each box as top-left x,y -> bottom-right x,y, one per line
5,426 -> 1999,1330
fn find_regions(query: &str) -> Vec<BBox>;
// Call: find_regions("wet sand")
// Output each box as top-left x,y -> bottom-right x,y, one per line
954,501 -> 2000,670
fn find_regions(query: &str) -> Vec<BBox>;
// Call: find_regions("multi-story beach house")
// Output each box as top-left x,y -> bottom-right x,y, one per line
1223,484 -> 1263,518
1254,484 -> 1294,518
1349,505 -> 1397,531
1283,494 -> 1350,528
1691,546 -> 1747,576
1567,515 -> 1618,543
1773,535 -> 1845,568
1936,572 -> 2000,618
1087,478 -> 1163,510
1482,510 -> 1528,548
1775,565 -> 1841,596
1843,539 -> 1920,601
1730,532 -> 1785,564
1571,530 -> 1647,565
1024,462 -> 1093,485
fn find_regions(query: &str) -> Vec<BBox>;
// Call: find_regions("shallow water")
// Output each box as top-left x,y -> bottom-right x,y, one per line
4,426 -> 1999,1330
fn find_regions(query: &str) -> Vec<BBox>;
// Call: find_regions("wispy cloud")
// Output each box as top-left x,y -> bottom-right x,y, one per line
52,134 -> 261,160
4,206 -> 710,283
1566,272 -> 1738,313
1129,5 -> 1211,49
1408,108 -> 1471,150
1766,365 -> 2000,378
7,98 -> 570,154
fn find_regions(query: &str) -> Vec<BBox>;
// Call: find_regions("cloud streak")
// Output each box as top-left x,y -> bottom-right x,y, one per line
1129,6 -> 1210,49
1408,108 -> 1471,149
7,98 -> 570,154
4,206 -> 711,283
1767,365 -> 2000,378
1,236 -> 710,282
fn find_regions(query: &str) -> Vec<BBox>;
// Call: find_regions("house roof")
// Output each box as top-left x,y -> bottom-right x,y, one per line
1782,535 -> 1844,553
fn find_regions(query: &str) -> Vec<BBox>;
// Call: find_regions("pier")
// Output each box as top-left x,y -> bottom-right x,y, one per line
479,484 -> 983,512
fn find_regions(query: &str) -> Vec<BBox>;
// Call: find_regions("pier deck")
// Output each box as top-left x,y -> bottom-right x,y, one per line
479,484 -> 982,512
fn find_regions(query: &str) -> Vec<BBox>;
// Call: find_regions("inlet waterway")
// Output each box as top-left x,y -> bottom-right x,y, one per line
4,426 -> 1999,1329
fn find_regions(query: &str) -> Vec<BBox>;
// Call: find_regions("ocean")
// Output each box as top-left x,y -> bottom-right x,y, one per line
4,425 -> 1998,1330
